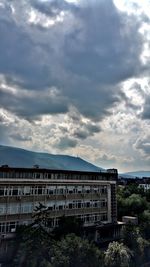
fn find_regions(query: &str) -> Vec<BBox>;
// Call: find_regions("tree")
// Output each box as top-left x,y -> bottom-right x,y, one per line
12,205 -> 102,267
33,202 -> 52,229
12,203 -> 53,267
125,194 -> 147,216
52,215 -> 83,239
50,234 -> 104,267
104,241 -> 132,267
122,224 -> 139,250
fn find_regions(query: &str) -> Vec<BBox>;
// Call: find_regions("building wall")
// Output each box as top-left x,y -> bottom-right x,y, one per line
0,167 -> 117,234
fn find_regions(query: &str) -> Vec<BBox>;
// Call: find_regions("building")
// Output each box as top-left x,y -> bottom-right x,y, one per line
122,216 -> 138,225
0,166 -> 118,236
138,178 -> 150,191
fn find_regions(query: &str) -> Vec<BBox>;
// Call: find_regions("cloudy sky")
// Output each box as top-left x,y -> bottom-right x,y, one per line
0,0 -> 150,172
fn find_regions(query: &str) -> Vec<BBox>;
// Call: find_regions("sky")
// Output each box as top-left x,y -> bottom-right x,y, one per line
0,0 -> 150,172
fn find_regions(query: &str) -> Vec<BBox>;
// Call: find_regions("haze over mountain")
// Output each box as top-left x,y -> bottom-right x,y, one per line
121,171 -> 150,178
0,145 -> 103,172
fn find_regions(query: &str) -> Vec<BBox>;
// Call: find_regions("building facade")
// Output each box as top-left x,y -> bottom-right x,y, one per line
0,166 -> 118,235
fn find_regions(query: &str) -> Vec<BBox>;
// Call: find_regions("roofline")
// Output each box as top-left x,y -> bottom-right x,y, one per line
0,166 -> 118,176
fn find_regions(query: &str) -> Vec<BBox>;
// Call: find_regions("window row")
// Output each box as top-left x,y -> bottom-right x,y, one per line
0,199 -> 107,215
0,185 -> 107,196
77,213 -> 108,223
0,221 -> 19,233
0,220 -> 32,233
0,211 -> 108,233
0,171 -> 107,180
47,199 -> 107,210
0,203 -> 33,215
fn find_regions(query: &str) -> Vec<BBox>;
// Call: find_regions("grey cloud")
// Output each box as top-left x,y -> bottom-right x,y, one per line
0,0 -> 146,123
63,0 -> 143,84
0,124 -> 11,145
10,133 -> 32,142
0,87 -> 68,119
120,91 -> 141,111
73,130 -> 89,140
0,5 -> 54,90
31,0 -> 77,17
73,122 -> 101,140
58,126 -> 69,134
56,136 -> 77,149
142,95 -> 150,120
86,124 -> 100,134
135,135 -> 150,158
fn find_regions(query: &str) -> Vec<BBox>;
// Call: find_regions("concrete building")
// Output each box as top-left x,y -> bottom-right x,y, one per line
138,180 -> 150,191
0,166 -> 118,236
122,216 -> 138,225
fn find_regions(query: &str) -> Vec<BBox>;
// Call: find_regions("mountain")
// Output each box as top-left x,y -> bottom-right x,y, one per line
0,145 -> 103,172
120,171 -> 150,178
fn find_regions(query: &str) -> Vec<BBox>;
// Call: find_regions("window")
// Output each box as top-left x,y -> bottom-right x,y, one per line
7,203 -> 19,214
12,188 -> 18,196
86,202 -> 90,208
23,186 -> 31,195
0,187 -> 4,196
77,186 -> 82,193
21,203 -> 33,213
101,186 -> 107,194
56,186 -> 65,195
0,204 -> 6,214
101,213 -> 107,221
48,186 -> 56,195
93,200 -> 98,207
36,173 -> 40,178
78,202 -> 81,208
69,203 -> 73,209
67,186 -> 74,194
101,200 -> 107,208
37,186 -> 42,195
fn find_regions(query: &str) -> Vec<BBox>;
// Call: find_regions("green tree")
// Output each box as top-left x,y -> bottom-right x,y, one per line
50,233 -> 104,267
52,215 -> 83,239
122,224 -> 150,266
125,194 -> 147,216
12,203 -> 53,267
104,241 -> 132,267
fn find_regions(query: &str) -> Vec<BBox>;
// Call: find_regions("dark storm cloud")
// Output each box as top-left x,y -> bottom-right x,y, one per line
0,15 -> 53,90
63,0 -> 142,84
0,87 -> 68,119
0,0 -> 145,122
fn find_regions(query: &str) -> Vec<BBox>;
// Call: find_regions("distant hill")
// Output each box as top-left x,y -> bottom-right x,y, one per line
120,171 -> 150,179
0,145 -> 103,172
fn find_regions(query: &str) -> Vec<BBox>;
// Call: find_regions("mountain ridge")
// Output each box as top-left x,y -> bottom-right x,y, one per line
120,171 -> 150,178
0,145 -> 103,172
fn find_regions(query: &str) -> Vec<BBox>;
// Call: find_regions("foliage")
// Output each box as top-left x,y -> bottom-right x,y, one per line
33,202 -> 52,229
52,215 -> 83,239
117,185 -> 148,220
11,203 -> 103,267
122,224 -> 140,250
104,241 -> 132,267
50,234 -> 103,267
